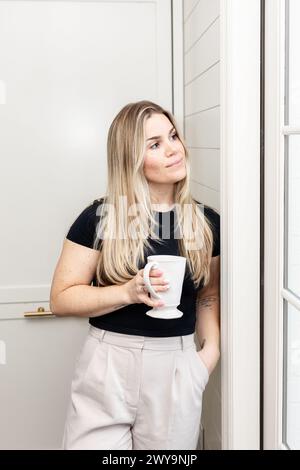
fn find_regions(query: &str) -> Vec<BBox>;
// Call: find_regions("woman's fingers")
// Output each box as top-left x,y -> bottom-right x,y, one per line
142,293 -> 165,308
140,268 -> 169,286
137,267 -> 172,307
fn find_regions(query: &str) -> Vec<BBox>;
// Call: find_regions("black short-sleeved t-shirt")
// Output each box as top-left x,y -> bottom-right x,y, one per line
66,198 -> 220,337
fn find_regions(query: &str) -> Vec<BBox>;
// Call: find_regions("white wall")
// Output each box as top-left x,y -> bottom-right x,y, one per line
183,0 -> 220,213
183,0 -> 221,450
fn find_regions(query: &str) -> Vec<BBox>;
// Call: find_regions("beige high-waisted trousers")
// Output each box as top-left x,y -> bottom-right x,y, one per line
62,325 -> 209,450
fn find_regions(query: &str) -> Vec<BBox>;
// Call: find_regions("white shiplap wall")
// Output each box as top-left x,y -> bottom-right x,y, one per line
183,0 -> 221,450
184,0 -> 220,212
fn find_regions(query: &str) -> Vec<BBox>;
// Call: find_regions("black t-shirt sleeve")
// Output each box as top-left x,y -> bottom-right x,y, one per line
66,201 -> 100,249
203,206 -> 220,257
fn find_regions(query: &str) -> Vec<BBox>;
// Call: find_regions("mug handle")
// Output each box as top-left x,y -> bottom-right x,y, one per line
143,261 -> 162,300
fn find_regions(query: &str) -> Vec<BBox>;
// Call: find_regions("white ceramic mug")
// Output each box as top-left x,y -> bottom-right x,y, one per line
143,255 -> 187,319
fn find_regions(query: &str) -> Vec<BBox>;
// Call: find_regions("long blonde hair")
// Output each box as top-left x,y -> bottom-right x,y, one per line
92,100 -> 214,289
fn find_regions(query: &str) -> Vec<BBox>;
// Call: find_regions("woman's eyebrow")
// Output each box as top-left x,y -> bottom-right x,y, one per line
146,127 -> 175,142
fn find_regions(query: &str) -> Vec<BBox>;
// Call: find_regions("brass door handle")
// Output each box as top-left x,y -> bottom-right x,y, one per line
24,307 -> 55,317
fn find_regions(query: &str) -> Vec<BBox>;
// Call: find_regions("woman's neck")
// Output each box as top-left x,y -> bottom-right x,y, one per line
149,184 -> 175,209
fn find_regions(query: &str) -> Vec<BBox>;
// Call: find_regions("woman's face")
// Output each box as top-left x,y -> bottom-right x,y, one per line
143,113 -> 186,184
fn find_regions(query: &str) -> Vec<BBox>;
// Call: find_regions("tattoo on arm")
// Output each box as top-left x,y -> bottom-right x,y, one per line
197,295 -> 218,310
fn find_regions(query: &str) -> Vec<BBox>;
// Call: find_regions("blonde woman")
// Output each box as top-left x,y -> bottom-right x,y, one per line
50,100 -> 220,450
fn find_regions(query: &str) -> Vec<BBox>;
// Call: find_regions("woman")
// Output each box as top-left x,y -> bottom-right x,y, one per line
50,100 -> 220,450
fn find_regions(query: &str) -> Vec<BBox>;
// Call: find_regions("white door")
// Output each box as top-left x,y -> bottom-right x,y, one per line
264,0 -> 300,449
0,0 -> 172,449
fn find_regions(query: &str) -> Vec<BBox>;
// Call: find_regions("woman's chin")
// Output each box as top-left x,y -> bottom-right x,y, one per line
172,169 -> 186,182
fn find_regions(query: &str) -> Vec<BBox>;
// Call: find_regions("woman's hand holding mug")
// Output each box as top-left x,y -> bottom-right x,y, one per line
142,255 -> 186,319
124,268 -> 169,308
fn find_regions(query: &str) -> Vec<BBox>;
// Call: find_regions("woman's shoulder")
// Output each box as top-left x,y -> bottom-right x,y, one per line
92,196 -> 106,208
193,199 -> 220,223
72,196 -> 106,222
84,196 -> 108,216
193,199 -> 220,257
65,196 -> 106,248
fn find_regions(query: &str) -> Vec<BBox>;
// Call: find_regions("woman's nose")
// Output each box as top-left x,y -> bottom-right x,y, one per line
165,142 -> 177,155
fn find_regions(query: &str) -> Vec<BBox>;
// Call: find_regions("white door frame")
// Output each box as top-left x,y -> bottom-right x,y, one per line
220,0 -> 261,449
264,0 -> 288,450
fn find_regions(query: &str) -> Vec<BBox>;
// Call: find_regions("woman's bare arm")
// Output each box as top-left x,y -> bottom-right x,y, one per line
195,255 -> 220,373
50,239 -> 130,317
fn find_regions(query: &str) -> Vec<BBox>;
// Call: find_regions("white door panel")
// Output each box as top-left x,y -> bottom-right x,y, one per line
0,0 -> 172,449
0,316 -> 89,450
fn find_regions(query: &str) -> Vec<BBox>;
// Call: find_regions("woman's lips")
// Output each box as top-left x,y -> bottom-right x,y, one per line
166,158 -> 183,168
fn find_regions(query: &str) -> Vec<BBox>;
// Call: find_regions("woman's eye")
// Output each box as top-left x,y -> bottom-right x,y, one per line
150,142 -> 159,150
150,134 -> 177,150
